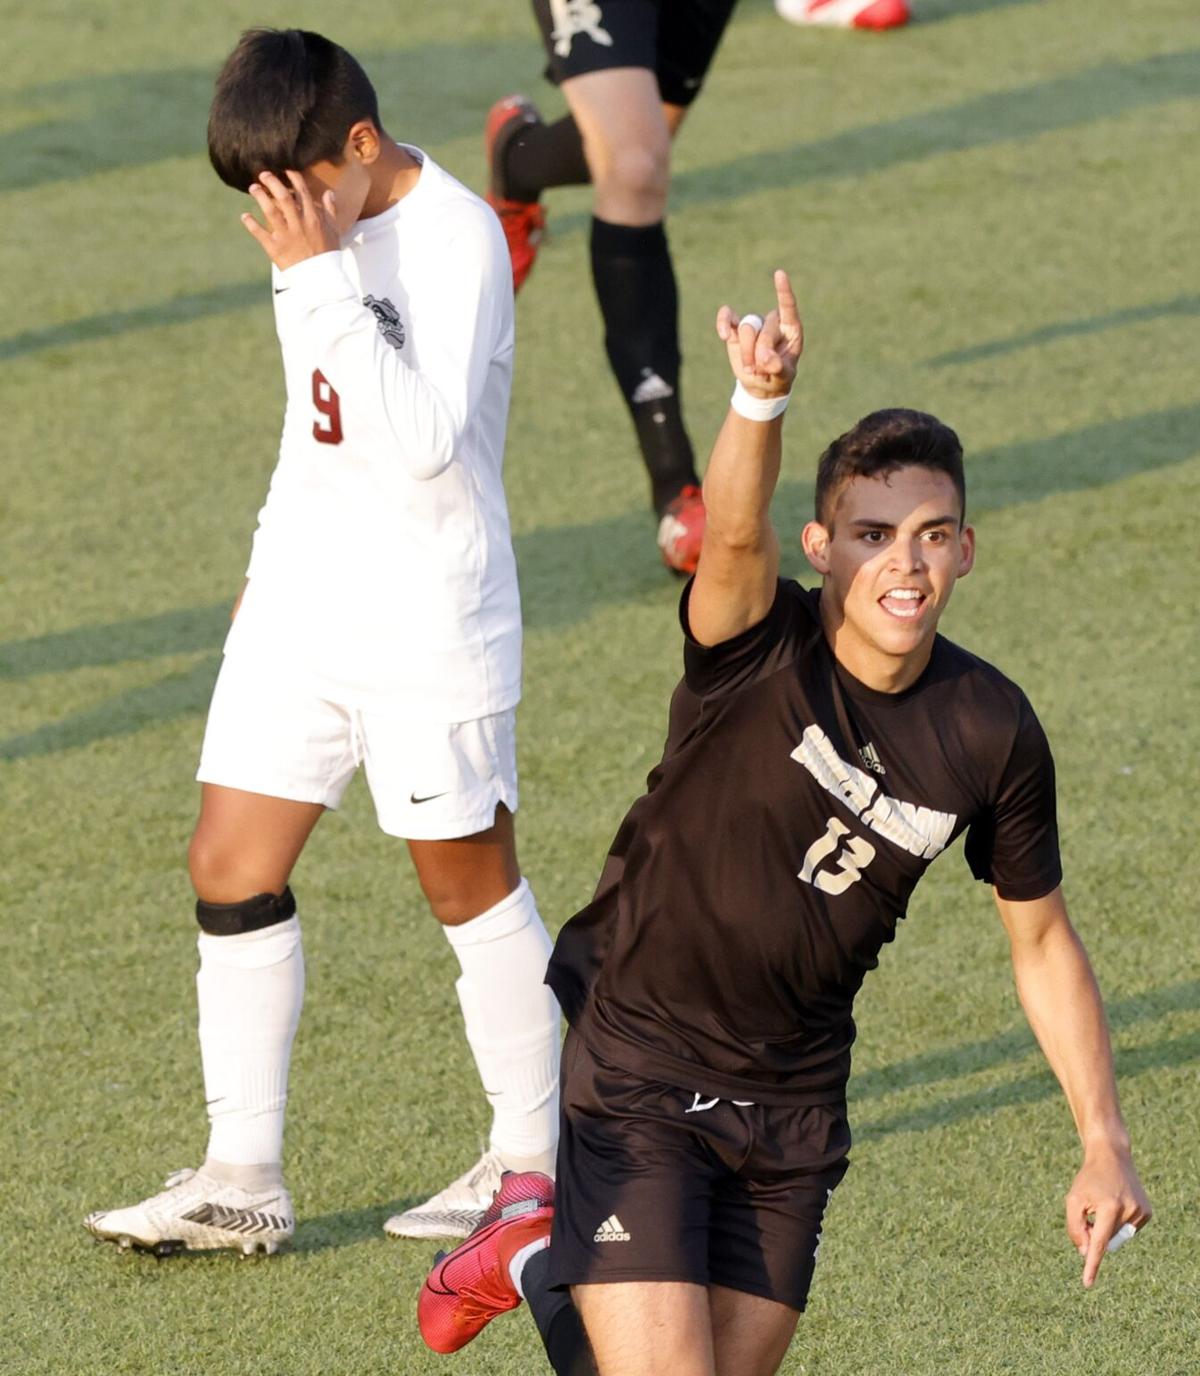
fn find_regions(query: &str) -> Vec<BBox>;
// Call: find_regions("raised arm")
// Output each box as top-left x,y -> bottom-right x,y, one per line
689,270 -> 803,646
993,885 -> 1151,1287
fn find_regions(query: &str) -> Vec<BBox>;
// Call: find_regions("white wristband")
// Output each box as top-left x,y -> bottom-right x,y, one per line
731,380 -> 791,422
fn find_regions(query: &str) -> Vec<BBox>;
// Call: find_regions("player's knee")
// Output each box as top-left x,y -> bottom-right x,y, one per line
188,829 -> 278,906
593,140 -> 670,208
195,886 -> 297,936
417,873 -> 475,926
187,827 -> 230,896
416,869 -> 519,927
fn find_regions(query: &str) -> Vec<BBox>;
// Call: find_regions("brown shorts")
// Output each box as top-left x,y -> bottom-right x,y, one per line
546,1031 -> 851,1312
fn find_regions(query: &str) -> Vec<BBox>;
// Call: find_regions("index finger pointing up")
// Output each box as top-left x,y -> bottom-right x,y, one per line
774,269 -> 799,329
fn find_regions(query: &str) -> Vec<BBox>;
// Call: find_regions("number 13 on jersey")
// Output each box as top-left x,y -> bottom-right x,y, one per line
800,817 -> 876,896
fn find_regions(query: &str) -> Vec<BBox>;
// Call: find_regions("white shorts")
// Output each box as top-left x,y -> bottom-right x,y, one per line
196,656 -> 518,841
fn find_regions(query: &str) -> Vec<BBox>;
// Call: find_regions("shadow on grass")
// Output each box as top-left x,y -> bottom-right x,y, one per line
2,398 -> 1196,760
673,50 -> 1199,204
770,399 -> 1200,535
1,39 -> 542,194
967,401 -> 1200,515
911,0 -> 1043,20
540,50 -> 1200,239
290,1201 -> 416,1255
927,294 -> 1200,367
0,604 -> 228,680
857,1027 -> 1200,1141
0,659 -> 219,761
0,509 -> 667,761
0,283 -> 265,364
7,52 -> 1198,364
852,979 -> 1200,1104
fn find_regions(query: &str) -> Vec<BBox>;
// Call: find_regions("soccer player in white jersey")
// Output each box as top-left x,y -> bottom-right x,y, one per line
84,28 -> 561,1257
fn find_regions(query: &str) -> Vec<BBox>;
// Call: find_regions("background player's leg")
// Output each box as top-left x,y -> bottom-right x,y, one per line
408,805 -> 560,1175
188,785 -> 323,1175
562,67 -> 702,543
563,68 -> 672,224
500,101 -> 689,206
573,1281 -> 716,1376
502,111 -> 592,202
708,1285 -> 800,1376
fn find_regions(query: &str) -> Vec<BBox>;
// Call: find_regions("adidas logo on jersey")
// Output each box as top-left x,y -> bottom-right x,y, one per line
859,741 -> 886,775
593,1214 -> 630,1243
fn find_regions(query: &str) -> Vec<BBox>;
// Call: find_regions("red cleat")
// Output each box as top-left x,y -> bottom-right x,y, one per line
485,95 -> 547,293
418,1171 -> 555,1355
774,0 -> 911,29
656,484 -> 707,575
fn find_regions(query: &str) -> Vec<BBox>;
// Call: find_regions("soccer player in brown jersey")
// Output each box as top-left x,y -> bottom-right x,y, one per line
418,271 -> 1151,1375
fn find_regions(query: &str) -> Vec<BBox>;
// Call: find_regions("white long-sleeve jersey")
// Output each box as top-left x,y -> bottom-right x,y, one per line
223,148 -> 522,720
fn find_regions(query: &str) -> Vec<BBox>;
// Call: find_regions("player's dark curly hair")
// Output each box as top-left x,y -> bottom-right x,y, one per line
207,28 -> 382,191
814,409 -> 966,528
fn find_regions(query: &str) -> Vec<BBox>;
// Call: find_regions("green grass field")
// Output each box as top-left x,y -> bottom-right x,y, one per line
2,1 -> 1198,1371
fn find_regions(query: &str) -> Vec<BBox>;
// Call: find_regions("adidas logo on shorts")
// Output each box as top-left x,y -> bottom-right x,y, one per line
593,1214 -> 630,1243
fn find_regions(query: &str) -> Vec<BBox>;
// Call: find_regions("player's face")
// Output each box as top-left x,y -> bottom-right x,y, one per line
801,466 -> 975,690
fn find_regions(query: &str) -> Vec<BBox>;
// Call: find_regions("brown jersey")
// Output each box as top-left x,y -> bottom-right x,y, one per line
547,580 -> 1062,1106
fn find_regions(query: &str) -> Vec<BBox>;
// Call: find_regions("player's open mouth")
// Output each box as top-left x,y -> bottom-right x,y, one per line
879,588 -> 927,620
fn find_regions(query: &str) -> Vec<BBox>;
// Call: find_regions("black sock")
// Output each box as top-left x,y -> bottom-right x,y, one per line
590,217 -> 699,514
504,114 -> 591,202
523,1248 -> 596,1376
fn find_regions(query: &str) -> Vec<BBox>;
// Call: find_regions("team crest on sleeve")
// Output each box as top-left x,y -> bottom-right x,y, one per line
363,294 -> 406,350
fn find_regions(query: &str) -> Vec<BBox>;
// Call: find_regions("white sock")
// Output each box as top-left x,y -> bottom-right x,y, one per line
509,1234 -> 552,1299
443,879 -> 561,1170
196,914 -> 304,1166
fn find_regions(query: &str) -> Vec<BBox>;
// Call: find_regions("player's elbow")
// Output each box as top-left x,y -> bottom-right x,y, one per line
404,448 -> 454,481
705,514 -> 773,556
396,406 -> 461,480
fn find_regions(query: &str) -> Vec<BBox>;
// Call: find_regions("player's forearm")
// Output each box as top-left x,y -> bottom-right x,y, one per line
279,253 -> 488,480
1009,921 -> 1129,1152
318,305 -> 464,479
700,408 -> 783,552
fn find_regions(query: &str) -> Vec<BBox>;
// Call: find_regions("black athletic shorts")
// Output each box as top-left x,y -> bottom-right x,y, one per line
546,1031 -> 851,1312
532,0 -> 740,107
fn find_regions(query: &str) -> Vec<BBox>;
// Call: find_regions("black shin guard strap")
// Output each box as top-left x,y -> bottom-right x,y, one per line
196,886 -> 296,936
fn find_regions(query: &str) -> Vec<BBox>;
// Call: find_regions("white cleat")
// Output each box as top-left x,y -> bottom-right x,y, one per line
384,1150 -> 506,1240
84,1167 -> 294,1257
